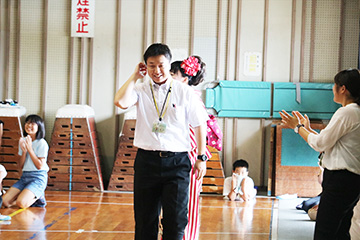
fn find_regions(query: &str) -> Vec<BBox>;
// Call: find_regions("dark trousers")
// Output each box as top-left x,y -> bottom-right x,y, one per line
134,149 -> 191,240
314,169 -> 360,240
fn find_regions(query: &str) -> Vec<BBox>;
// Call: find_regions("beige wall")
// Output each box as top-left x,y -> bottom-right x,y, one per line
0,0 -> 359,188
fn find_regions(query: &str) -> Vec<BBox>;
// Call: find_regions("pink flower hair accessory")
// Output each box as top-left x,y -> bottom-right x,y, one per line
181,56 -> 201,76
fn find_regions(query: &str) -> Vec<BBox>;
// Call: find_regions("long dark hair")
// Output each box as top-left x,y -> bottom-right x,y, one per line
334,69 -> 360,105
23,115 -> 45,139
170,56 -> 206,86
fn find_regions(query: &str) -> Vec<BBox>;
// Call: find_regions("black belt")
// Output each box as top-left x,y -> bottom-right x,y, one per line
139,148 -> 187,158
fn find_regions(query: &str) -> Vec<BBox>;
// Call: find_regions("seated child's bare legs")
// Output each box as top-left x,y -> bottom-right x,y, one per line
2,187 -> 21,208
0,167 -> 7,195
228,174 -> 238,201
3,187 -> 41,209
239,178 -> 256,202
15,189 -> 37,209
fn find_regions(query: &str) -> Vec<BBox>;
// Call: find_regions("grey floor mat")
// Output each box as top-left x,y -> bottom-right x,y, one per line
277,198 -> 315,240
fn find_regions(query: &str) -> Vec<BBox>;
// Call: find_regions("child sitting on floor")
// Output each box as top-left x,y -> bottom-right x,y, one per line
0,120 -> 11,221
2,115 -> 49,209
223,159 -> 257,201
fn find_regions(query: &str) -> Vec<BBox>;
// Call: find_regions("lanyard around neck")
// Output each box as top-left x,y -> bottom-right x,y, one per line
150,80 -> 173,121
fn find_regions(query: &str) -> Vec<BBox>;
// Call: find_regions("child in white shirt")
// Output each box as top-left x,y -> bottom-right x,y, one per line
223,159 -> 257,201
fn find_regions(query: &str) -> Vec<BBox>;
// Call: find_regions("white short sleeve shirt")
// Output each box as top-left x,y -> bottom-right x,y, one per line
127,79 -> 209,152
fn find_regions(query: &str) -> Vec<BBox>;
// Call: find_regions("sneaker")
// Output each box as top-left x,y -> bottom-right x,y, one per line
31,195 -> 47,208
0,215 -> 11,221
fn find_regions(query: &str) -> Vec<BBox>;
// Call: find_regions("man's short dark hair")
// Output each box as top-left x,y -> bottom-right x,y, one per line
232,159 -> 249,171
143,43 -> 172,64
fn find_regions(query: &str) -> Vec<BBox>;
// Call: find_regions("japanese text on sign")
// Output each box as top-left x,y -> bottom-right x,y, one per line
71,0 -> 95,37
244,52 -> 262,77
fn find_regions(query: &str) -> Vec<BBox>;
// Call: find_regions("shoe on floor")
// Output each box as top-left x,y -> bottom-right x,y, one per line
31,195 -> 47,208
296,203 -> 303,210
0,215 -> 11,221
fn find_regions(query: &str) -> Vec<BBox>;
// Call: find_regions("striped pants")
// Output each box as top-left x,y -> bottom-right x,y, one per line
183,126 -> 212,240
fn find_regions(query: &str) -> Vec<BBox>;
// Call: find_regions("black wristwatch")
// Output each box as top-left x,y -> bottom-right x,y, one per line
197,154 -> 208,161
294,124 -> 304,134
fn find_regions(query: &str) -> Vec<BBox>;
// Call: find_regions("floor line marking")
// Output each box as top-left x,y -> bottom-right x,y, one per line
0,229 -> 135,233
270,199 -> 279,240
8,208 -> 26,217
47,200 -> 133,205
26,207 -> 77,240
46,200 -> 273,209
44,192 -> 134,199
200,206 -> 272,209
199,233 -> 269,235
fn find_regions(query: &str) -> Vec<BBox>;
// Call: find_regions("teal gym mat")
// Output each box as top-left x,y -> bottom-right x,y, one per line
205,81 -> 272,118
205,81 -> 340,119
273,82 -> 341,120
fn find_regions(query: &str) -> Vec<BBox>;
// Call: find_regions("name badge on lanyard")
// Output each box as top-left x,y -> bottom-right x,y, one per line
150,80 -> 173,134
152,121 -> 167,133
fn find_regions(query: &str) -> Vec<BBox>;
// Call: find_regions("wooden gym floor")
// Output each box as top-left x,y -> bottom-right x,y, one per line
0,191 -> 278,240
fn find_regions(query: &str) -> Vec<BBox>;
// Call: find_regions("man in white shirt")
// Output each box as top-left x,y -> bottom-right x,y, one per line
114,43 -> 208,240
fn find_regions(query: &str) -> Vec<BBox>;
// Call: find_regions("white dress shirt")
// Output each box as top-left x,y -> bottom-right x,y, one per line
127,78 -> 209,152
308,103 -> 360,174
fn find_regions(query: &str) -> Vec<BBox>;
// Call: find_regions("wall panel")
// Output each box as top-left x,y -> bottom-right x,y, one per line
341,0 -> 360,69
45,0 -> 71,139
231,119 -> 263,185
292,0 -> 303,82
302,0 -> 312,82
166,0 -> 191,59
0,1 -> 4,96
19,0 -> 44,115
266,0 -> 292,82
8,0 -> 18,99
239,0 -> 265,82
193,0 -> 218,84
313,0 -> 341,82
92,0 -> 118,185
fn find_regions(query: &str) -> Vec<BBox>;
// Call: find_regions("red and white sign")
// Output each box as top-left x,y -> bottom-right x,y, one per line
71,0 -> 95,38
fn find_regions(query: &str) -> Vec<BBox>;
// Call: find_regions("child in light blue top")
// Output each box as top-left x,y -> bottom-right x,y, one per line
20,138 -> 49,172
2,115 -> 49,208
